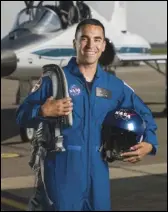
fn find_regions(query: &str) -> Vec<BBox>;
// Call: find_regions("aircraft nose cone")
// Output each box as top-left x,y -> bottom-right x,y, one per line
1,50 -> 17,77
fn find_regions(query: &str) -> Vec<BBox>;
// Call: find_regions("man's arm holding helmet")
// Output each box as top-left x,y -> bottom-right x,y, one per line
16,75 -> 73,128
119,81 -> 158,163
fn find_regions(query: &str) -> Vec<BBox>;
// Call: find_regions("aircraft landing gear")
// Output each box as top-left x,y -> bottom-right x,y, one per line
16,79 -> 32,104
16,79 -> 36,142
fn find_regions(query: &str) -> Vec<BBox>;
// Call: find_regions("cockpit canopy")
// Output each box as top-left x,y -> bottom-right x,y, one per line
12,6 -> 62,34
9,1 -> 92,38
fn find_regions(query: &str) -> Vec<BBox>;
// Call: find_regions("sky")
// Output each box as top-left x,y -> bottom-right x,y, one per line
1,1 -> 167,43
86,1 -> 167,43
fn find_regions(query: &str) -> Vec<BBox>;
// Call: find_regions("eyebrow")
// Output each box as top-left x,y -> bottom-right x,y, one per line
81,35 -> 103,40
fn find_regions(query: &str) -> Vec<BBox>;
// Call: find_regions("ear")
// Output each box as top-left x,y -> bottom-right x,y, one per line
102,39 -> 106,52
73,39 -> 76,49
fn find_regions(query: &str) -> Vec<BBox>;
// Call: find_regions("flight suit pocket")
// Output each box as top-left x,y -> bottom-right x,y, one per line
55,146 -> 83,191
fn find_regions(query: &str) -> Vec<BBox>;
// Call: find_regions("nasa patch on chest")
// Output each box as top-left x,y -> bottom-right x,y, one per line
69,84 -> 81,96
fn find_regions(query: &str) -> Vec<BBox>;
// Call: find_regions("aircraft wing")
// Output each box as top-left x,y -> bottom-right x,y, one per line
117,54 -> 167,62
115,54 -> 167,76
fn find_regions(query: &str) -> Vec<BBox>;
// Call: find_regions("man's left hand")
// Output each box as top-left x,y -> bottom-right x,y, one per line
120,142 -> 153,163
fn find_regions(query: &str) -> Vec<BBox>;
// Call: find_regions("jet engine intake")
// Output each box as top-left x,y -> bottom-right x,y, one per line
99,38 -> 116,66
1,50 -> 17,77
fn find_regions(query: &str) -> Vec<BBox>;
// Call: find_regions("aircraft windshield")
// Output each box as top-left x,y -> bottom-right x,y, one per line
12,6 -> 62,34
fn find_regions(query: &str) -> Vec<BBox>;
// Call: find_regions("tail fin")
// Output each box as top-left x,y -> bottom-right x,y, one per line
110,1 -> 127,33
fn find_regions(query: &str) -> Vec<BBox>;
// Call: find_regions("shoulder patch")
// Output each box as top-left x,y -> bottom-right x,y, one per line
31,78 -> 42,93
123,81 -> 134,92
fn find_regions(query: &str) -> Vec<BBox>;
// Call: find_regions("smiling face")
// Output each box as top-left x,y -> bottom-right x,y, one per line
74,24 -> 106,65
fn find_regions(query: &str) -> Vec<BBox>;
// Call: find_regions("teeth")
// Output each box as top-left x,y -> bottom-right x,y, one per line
85,52 -> 96,54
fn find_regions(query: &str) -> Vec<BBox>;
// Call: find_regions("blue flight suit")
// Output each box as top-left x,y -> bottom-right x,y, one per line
16,57 -> 158,211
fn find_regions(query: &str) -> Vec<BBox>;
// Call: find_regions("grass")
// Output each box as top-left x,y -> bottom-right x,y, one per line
151,48 -> 167,55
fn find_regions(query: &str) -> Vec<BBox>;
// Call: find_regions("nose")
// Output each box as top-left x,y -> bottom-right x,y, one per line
87,39 -> 94,48
1,50 -> 17,77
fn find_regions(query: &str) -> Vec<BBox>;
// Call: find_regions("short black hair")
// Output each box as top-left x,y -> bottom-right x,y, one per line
75,18 -> 105,39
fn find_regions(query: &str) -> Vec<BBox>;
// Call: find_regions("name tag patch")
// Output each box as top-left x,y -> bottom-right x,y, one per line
96,87 -> 112,99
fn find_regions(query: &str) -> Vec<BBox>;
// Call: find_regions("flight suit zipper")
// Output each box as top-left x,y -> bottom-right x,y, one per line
78,75 -> 92,201
85,81 -> 91,200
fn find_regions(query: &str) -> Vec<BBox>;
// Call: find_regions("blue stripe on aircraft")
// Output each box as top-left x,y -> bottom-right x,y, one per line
32,48 -> 76,57
117,47 -> 150,54
32,47 -> 150,57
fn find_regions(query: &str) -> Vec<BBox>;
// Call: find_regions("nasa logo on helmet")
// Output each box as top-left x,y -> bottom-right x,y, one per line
114,108 -> 137,121
101,108 -> 146,162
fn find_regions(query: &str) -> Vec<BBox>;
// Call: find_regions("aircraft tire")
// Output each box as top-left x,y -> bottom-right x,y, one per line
20,127 -> 35,142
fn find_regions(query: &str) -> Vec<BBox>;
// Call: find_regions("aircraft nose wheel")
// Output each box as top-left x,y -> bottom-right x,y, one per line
20,127 -> 35,142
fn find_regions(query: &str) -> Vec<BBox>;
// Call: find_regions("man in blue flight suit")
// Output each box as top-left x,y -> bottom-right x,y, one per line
16,18 -> 158,211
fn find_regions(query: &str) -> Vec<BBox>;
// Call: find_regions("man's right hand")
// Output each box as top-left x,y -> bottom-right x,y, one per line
41,96 -> 73,117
